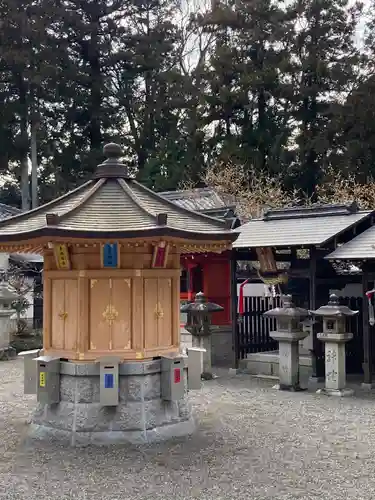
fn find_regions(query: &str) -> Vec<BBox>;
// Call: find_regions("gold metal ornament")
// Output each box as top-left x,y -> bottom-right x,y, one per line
154,303 -> 164,319
103,304 -> 119,325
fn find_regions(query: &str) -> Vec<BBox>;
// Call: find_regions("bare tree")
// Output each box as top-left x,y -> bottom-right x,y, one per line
2,260 -> 42,336
204,159 -> 308,218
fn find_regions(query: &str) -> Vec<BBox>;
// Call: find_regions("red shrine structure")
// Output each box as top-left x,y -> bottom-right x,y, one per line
160,188 -> 240,364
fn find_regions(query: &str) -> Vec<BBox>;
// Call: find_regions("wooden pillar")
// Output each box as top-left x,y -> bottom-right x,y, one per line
42,275 -> 52,350
77,272 -> 89,359
362,264 -> 372,386
310,247 -> 325,380
230,249 -> 239,369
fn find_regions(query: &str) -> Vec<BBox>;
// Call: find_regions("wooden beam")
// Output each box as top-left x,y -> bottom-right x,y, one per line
230,250 -> 239,369
362,265 -> 372,386
310,247 -> 325,380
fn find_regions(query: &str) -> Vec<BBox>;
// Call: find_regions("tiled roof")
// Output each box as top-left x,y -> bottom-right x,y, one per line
0,203 -> 21,220
234,203 -> 373,248
0,144 -> 236,243
160,188 -> 235,213
325,225 -> 375,260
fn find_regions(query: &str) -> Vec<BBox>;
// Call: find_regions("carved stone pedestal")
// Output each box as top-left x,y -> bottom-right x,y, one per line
28,359 -> 194,446
317,332 -> 353,397
270,331 -> 309,390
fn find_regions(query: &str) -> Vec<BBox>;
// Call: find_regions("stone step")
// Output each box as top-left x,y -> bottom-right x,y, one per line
239,350 -> 313,379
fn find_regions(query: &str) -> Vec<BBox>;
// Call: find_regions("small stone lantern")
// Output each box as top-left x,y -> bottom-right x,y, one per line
310,294 -> 357,397
263,295 -> 309,391
180,292 -> 223,380
0,282 -> 17,357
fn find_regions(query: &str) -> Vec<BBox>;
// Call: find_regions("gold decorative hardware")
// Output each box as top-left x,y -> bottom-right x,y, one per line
109,339 -> 113,350
58,311 -> 68,320
135,351 -> 143,359
103,304 -> 118,325
154,303 -> 164,319
79,270 -> 86,278
167,279 -> 171,287
90,279 -> 97,288
78,352 -> 84,360
135,270 -> 141,277
90,342 -> 96,350
124,278 -> 131,287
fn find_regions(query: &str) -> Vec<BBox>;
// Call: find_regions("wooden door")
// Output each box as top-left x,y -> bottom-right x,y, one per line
89,279 -> 111,351
89,278 -> 132,352
51,279 -> 78,350
144,277 -> 173,349
111,278 -> 132,350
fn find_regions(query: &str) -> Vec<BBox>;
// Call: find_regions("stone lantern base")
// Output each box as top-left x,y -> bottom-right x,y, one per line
317,332 -> 354,397
316,388 -> 354,397
28,359 -> 195,446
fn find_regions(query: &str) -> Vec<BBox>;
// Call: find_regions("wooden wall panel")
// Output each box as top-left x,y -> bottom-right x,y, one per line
89,279 -> 111,351
157,278 -> 172,347
144,278 -> 159,349
111,278 -> 132,350
64,279 -> 78,351
51,279 -> 65,349
132,276 -> 144,354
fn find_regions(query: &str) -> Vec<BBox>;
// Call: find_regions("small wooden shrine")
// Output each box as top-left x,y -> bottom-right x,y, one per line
0,144 -> 236,362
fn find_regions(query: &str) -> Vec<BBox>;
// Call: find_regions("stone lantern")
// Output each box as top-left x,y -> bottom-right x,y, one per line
0,282 -> 17,357
180,292 -> 223,380
263,295 -> 309,391
310,294 -> 357,397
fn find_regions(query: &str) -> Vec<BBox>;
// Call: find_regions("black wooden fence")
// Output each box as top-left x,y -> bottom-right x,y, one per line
237,295 -> 280,359
339,296 -> 363,374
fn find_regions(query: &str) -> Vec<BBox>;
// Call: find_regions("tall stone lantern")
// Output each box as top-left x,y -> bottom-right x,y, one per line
263,295 -> 309,391
180,292 -> 223,380
310,294 -> 357,397
0,143 -> 237,445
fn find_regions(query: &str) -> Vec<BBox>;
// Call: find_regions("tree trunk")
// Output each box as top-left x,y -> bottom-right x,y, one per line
31,119 -> 38,208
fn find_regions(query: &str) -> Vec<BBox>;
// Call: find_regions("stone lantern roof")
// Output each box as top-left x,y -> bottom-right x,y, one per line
0,143 -> 236,252
263,295 -> 308,320
180,291 -> 224,314
310,294 -> 359,317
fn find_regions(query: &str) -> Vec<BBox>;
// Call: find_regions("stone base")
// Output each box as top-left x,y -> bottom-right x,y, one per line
28,419 -> 195,446
0,346 -> 16,361
29,359 -> 194,446
308,376 -> 325,384
316,388 -> 354,397
361,383 -> 373,391
272,384 -> 307,392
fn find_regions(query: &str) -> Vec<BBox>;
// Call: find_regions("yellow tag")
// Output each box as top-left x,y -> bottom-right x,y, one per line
54,244 -> 71,270
39,372 -> 46,387
135,352 -> 143,360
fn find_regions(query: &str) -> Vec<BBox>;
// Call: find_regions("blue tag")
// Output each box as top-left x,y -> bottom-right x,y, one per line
104,373 -> 114,389
103,243 -> 118,268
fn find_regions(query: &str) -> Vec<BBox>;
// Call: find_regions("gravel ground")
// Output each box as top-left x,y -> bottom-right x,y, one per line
1,359 -> 375,499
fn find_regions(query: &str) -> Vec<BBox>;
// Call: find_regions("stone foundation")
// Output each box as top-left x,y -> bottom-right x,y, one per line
29,359 -> 194,446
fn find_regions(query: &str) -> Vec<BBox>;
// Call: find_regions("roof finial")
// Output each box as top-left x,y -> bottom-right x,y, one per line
93,142 -> 129,179
103,143 -> 122,159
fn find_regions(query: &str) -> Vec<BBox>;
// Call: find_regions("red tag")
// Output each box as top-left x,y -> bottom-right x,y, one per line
154,246 -> 166,267
174,368 -> 181,384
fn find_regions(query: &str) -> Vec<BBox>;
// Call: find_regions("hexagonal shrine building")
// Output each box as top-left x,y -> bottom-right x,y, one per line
0,144 -> 236,445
